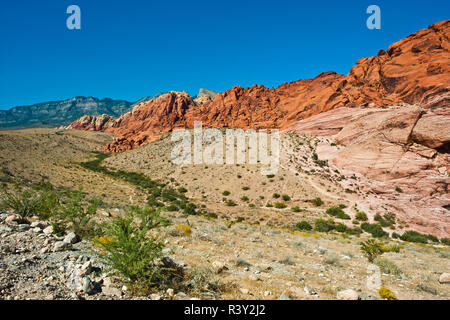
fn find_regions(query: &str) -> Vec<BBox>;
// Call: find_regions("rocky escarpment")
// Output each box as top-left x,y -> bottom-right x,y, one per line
0,97 -> 133,129
70,20 -> 450,153
286,105 -> 450,237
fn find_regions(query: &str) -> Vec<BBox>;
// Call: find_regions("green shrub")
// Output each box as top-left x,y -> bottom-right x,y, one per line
314,219 -> 335,233
222,191 -> 231,196
274,202 -> 287,209
355,211 -> 368,221
392,232 -> 401,239
374,258 -> 403,276
361,223 -> 388,238
400,230 -> 428,244
0,189 -> 42,219
240,196 -> 249,202
242,186 -> 250,191
94,207 -> 170,292
312,197 -> 323,207
225,200 -> 237,207
282,195 -> 291,201
335,223 -> 348,233
166,205 -> 179,212
272,193 -> 280,199
55,188 -> 100,237
177,187 -> 188,193
374,213 -> 395,227
326,207 -> 350,220
441,238 -> 450,246
360,239 -> 385,262
395,186 -> 403,193
291,206 -> 301,212
183,203 -> 198,215
426,234 -> 439,243
295,221 -> 312,231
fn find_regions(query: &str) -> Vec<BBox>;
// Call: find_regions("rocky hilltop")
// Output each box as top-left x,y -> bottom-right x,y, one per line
69,20 -> 449,153
0,97 -> 133,129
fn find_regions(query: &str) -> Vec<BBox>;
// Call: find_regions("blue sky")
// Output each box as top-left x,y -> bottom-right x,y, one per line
0,0 -> 448,109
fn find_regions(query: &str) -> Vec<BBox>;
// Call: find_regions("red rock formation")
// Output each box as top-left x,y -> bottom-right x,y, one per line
70,20 -> 450,153
287,105 -> 450,237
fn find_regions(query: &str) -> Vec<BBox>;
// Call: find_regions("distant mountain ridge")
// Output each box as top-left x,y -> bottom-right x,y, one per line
0,96 -> 133,129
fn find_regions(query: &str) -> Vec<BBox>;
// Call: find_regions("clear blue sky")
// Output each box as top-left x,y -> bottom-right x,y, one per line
0,0 -> 448,109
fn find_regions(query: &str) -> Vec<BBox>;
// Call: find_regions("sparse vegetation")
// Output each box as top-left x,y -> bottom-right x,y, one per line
295,221 -> 312,231
378,287 -> 398,300
361,223 -> 388,238
360,239 -> 385,262
312,197 -> 323,207
94,206 -> 171,293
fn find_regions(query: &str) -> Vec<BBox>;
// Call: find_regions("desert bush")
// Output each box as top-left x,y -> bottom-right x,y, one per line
0,189 -> 42,219
374,258 -> 403,276
272,193 -> 280,199
222,191 -> 231,196
360,239 -> 385,262
295,221 -> 312,231
441,238 -> 450,246
225,200 -> 237,207
378,287 -> 397,300
355,211 -> 368,221
312,197 -> 323,207
392,232 -> 401,239
55,188 -> 100,237
361,223 -> 388,238
326,207 -> 350,220
291,206 -> 301,212
177,187 -> 188,193
183,203 -> 198,215
240,196 -> 249,202
175,224 -> 192,236
183,266 -> 223,297
242,186 -> 250,191
274,202 -> 287,209
95,207 -> 170,292
426,234 -> 439,243
165,204 -> 179,212
400,230 -> 428,244
314,219 -> 335,233
282,195 -> 291,201
335,223 -> 348,233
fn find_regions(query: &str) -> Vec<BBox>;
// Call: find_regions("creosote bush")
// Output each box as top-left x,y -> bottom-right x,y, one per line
312,197 -> 323,207
295,221 -> 312,231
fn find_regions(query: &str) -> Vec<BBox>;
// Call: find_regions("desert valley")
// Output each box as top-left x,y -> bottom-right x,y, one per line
0,19 -> 449,301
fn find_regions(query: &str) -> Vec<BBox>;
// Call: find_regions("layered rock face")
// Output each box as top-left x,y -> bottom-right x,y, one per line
287,105 -> 450,237
0,97 -> 133,129
70,20 -> 449,152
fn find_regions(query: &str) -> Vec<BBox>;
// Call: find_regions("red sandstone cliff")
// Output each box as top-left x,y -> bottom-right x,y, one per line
69,20 -> 450,152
